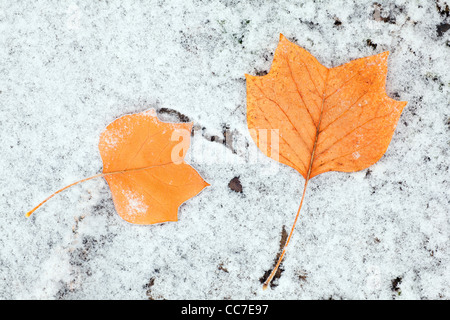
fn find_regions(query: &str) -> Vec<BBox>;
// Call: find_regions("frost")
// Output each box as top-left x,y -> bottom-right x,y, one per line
124,190 -> 149,218
100,128 -> 122,151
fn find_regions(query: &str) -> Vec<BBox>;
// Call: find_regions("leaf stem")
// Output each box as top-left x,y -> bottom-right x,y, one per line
262,178 -> 309,290
25,173 -> 103,217
25,162 -> 175,218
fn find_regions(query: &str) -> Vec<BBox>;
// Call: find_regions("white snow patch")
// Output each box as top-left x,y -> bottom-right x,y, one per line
124,190 -> 149,218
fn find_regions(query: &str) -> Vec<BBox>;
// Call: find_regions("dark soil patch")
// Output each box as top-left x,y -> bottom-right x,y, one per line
259,226 -> 288,289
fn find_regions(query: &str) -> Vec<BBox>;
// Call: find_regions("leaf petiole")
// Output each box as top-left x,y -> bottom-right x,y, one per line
263,178 -> 310,290
25,173 -> 104,217
26,162 -> 175,218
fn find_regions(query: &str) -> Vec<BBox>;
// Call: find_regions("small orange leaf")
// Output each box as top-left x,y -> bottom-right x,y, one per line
99,109 -> 209,224
246,34 -> 407,289
27,109 -> 209,225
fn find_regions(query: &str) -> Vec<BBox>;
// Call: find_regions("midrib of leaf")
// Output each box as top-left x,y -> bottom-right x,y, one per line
306,70 -> 329,181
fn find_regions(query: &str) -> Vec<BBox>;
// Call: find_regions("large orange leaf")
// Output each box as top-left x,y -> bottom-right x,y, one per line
27,109 -> 209,225
246,34 -> 407,289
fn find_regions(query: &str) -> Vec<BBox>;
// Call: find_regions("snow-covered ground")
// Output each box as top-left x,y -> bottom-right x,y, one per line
0,0 -> 448,299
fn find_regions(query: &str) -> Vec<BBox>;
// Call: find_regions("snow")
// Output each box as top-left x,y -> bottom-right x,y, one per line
0,0 -> 449,299
123,190 -> 149,219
